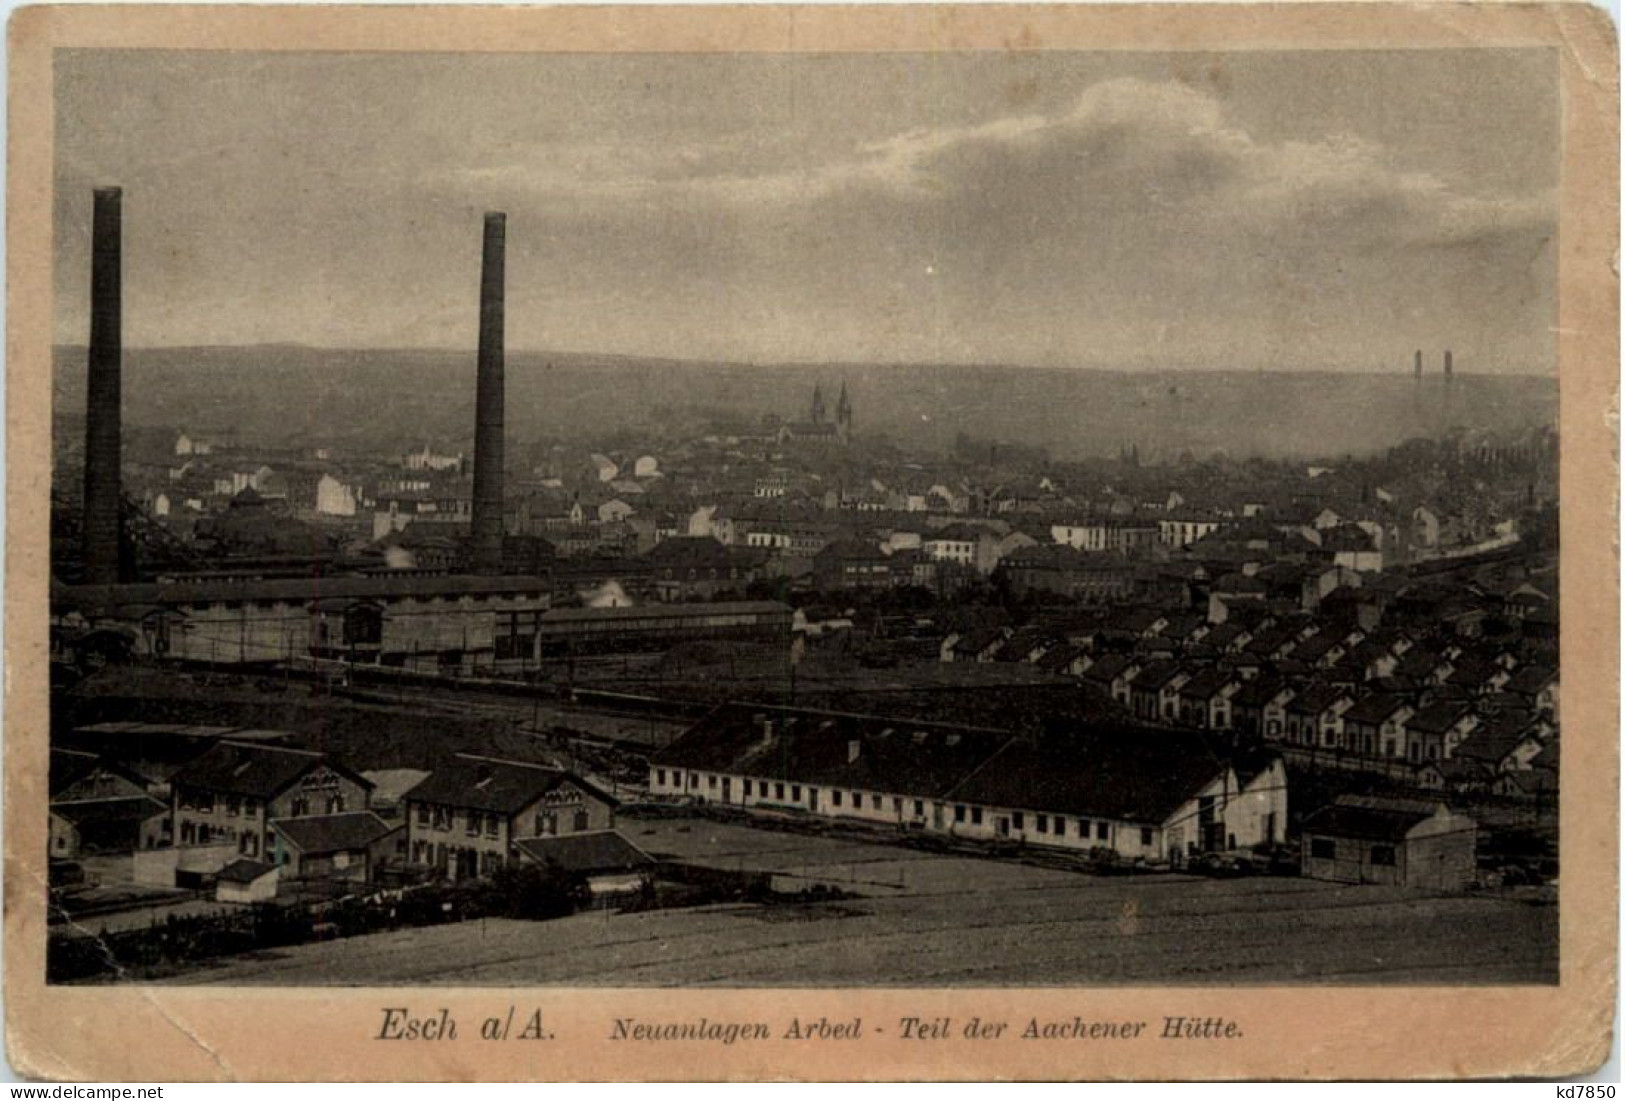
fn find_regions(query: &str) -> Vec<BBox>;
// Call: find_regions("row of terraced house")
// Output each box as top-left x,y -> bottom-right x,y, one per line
952,600 -> 1557,798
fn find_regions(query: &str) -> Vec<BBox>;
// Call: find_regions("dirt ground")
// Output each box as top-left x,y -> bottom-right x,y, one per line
162,816 -> 1557,987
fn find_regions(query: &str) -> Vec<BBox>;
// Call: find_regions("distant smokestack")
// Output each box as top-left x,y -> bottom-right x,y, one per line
81,187 -> 123,585
1444,349 -> 1454,381
1413,350 -> 1423,380
470,212 -> 506,574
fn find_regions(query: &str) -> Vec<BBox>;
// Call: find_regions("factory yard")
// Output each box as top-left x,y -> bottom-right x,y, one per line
165,816 -> 1557,987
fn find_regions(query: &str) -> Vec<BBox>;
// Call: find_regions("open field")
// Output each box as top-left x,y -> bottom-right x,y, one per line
162,816 -> 1557,987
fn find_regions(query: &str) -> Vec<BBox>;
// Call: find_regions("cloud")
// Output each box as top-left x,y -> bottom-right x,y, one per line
440,74 -> 1553,266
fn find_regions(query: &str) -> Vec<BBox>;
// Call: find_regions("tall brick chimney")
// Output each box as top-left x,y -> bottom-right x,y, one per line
1443,349 -> 1454,381
81,187 -> 123,585
1413,349 -> 1423,380
470,212 -> 506,573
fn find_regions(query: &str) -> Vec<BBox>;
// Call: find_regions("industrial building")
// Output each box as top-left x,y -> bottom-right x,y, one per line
53,574 -> 551,671
536,600 -> 792,656
649,704 -> 1287,863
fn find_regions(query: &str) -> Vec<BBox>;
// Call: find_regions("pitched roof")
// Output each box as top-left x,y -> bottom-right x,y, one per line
1343,693 -> 1412,726
1285,684 -> 1351,716
1130,659 -> 1187,691
50,795 -> 167,826
945,738 -> 1225,826
1302,795 -> 1450,841
55,574 -> 551,615
404,756 -> 616,815
1232,677 -> 1290,709
1081,653 -> 1137,684
273,811 -> 399,855
49,748 -> 103,796
653,704 -> 1010,800
539,601 -> 789,626
513,830 -> 657,875
1035,643 -> 1086,673
1453,723 -> 1542,766
1507,665 -> 1558,696
953,627 -> 1007,656
1178,667 -> 1238,701
216,859 -> 279,884
1405,701 -> 1475,735
172,741 -> 366,800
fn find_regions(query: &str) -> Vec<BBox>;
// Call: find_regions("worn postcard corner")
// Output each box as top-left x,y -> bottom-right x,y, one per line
4,1 -> 1618,1084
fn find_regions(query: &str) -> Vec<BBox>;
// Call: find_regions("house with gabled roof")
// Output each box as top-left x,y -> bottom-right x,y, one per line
1035,643 -> 1091,678
1233,678 -> 1295,741
1506,664 -> 1559,720
1452,720 -> 1546,775
1401,702 -> 1481,764
1342,694 -> 1417,760
1284,685 -> 1355,749
1082,653 -> 1142,707
1177,667 -> 1244,730
403,755 -> 617,880
50,749 -> 169,858
940,626 -> 1009,664
1200,621 -> 1253,654
1444,655 -> 1514,697
1128,660 -> 1192,723
170,741 -> 373,862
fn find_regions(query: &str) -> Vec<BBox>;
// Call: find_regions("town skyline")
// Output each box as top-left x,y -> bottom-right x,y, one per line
54,48 -> 1558,375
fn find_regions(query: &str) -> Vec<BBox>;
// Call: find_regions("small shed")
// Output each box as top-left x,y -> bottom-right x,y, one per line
513,830 -> 657,899
1300,795 -> 1477,891
271,812 -> 402,882
215,859 -> 280,903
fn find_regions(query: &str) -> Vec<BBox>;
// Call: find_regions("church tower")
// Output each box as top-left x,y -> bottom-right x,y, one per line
836,381 -> 852,444
811,383 -> 826,424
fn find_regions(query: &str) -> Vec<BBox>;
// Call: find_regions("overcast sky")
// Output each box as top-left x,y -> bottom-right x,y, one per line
54,48 -> 1558,374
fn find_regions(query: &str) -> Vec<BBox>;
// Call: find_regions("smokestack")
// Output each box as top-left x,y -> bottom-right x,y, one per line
81,187 -> 123,585
1444,349 -> 1454,381
1413,349 -> 1423,380
470,212 -> 506,573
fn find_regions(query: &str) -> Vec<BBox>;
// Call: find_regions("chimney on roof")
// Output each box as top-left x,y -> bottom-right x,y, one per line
82,187 -> 124,585
1443,349 -> 1454,382
847,738 -> 861,764
470,212 -> 507,574
1413,349 -> 1423,380
754,713 -> 774,747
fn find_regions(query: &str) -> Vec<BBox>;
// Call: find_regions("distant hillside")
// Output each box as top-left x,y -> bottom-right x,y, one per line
51,345 -> 1557,461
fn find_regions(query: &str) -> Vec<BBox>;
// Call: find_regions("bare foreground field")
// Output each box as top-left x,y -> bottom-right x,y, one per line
166,818 -> 1557,987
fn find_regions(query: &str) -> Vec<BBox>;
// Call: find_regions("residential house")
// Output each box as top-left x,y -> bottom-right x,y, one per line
1402,702 -> 1481,764
403,755 -> 618,880
1082,654 -> 1143,709
50,749 -> 169,858
1283,686 -> 1355,749
1177,668 -> 1243,731
170,741 -> 373,862
1233,678 -> 1294,741
1129,660 -> 1191,723
1341,694 -> 1417,760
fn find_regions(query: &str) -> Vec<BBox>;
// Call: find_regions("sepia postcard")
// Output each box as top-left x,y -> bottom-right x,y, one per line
4,2 -> 1618,1082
